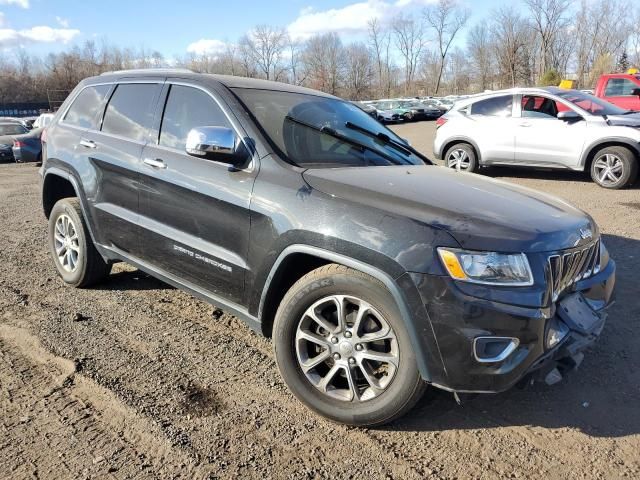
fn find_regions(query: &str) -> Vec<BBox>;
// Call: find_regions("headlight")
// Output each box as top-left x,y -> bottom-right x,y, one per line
437,248 -> 533,286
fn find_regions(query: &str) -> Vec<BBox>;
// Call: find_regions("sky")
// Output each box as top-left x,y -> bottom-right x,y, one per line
0,0 -> 510,59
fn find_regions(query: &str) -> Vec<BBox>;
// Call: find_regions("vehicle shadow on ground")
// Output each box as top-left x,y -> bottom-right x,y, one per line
480,165 -> 640,189
386,233 -> 640,439
98,268 -> 174,292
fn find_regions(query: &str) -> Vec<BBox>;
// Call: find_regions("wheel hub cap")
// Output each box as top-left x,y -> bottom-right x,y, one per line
295,295 -> 399,402
447,148 -> 470,171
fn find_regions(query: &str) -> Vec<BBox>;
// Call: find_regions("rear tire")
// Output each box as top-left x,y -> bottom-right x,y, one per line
590,146 -> 638,189
48,198 -> 111,287
445,143 -> 478,172
273,264 -> 426,426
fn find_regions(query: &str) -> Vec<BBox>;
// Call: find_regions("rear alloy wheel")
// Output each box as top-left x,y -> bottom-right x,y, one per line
445,143 -> 478,172
590,146 -> 638,189
273,264 -> 425,426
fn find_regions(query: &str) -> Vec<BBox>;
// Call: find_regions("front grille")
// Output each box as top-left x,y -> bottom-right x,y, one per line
548,239 -> 600,301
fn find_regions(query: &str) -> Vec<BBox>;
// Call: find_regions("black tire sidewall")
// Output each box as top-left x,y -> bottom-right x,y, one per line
48,199 -> 90,286
273,269 -> 423,426
445,143 -> 478,172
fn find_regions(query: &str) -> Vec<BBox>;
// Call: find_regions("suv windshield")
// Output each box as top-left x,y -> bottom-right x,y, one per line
233,88 -> 425,168
557,90 -> 628,116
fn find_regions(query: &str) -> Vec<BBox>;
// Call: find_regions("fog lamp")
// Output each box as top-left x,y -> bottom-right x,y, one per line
546,318 -> 570,349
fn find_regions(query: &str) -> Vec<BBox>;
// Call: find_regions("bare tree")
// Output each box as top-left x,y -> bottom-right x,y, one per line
303,33 -> 344,95
424,0 -> 470,94
286,36 -> 306,85
391,13 -> 426,95
524,0 -> 572,79
491,6 -> 532,87
344,42 -> 373,100
467,23 -> 494,91
242,25 -> 287,80
367,18 -> 392,97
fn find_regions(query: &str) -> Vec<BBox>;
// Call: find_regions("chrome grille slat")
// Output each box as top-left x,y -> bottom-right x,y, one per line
548,239 -> 600,302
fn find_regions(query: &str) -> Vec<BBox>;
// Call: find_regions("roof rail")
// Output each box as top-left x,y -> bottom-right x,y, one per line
100,68 -> 194,76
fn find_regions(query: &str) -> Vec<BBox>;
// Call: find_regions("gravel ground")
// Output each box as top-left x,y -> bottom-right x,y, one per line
0,121 -> 639,479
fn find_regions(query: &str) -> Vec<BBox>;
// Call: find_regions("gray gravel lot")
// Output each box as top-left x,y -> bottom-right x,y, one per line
0,121 -> 639,479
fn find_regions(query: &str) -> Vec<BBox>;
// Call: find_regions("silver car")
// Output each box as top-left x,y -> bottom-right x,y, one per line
433,87 -> 640,189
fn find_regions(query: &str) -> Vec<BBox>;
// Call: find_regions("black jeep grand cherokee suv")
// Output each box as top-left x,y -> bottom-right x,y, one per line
40,70 -> 615,426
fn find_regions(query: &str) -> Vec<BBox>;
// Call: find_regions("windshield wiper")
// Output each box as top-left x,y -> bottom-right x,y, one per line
284,115 -> 408,166
622,110 -> 639,115
344,121 -> 431,163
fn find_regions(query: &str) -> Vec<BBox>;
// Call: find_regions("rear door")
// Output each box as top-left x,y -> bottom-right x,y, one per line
601,76 -> 640,110
82,80 -> 163,256
138,82 -> 256,303
514,94 -> 587,168
468,94 -> 517,163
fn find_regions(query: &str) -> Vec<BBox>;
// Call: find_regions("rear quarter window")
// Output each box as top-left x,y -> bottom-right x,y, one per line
63,85 -> 111,129
101,83 -> 161,142
470,95 -> 513,117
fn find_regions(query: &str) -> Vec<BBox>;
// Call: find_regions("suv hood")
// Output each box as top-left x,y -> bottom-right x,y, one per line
303,165 -> 596,253
606,113 -> 640,128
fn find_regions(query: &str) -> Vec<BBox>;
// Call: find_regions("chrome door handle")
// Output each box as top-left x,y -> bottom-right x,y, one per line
143,158 -> 167,169
79,139 -> 96,149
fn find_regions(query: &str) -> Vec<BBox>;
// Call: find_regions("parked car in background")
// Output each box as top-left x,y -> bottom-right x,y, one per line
41,70 -> 615,426
594,73 -> 640,111
374,101 -> 407,123
12,127 -> 43,163
398,101 -> 442,120
34,113 -> 55,129
0,117 -> 31,130
0,121 -> 31,162
434,87 -> 640,189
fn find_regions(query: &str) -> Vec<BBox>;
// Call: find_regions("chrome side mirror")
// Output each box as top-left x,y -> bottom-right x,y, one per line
186,126 -> 238,161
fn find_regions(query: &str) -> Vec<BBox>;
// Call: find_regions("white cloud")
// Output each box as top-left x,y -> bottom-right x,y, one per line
186,38 -> 228,56
287,0 -> 435,40
0,0 -> 29,8
0,25 -> 80,47
55,16 -> 69,28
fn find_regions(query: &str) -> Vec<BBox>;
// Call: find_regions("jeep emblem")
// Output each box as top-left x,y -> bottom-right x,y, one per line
579,228 -> 592,240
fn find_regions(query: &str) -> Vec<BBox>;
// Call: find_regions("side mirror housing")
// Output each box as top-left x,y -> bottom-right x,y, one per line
185,126 -> 248,166
632,87 -> 640,97
557,110 -> 582,122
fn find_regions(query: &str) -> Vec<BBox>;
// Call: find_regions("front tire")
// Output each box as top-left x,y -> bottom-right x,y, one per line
445,143 -> 478,172
273,264 -> 425,426
590,146 -> 638,189
48,198 -> 111,287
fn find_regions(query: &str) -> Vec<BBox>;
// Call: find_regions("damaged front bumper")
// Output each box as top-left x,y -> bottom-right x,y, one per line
410,257 -> 616,394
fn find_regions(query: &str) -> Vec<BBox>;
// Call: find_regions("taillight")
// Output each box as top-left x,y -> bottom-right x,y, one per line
41,128 -> 47,143
13,140 -> 25,148
436,117 -> 448,128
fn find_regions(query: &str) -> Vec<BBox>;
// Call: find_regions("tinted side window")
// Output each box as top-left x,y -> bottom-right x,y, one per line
471,95 -> 513,117
102,83 -> 161,142
604,78 -> 638,96
63,85 -> 110,129
159,85 -> 231,151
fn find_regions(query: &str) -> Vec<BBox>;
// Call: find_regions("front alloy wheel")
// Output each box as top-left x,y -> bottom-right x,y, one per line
296,295 -> 398,402
273,264 -> 425,426
590,146 -> 638,189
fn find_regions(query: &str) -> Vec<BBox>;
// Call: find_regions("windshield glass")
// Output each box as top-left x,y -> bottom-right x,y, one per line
0,124 -> 27,135
556,90 -> 628,116
233,88 -> 425,168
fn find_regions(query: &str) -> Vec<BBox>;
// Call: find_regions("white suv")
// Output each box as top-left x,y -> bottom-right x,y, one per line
433,87 -> 640,189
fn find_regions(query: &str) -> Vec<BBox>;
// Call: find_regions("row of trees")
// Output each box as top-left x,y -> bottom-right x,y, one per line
1,0 -> 639,105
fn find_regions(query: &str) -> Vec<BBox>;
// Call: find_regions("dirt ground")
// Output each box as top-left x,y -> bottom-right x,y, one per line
1,121 -> 639,479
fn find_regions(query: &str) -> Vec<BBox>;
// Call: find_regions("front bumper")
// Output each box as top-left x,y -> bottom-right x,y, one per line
410,258 -> 616,393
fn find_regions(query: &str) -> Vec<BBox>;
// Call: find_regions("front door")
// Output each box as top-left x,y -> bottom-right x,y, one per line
138,83 -> 256,304
514,94 -> 587,168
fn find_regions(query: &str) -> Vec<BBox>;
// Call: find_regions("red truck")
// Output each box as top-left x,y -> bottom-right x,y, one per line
594,73 -> 640,110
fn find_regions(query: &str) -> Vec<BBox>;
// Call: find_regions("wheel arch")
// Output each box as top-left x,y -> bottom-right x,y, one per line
580,138 -> 640,171
440,137 -> 482,164
258,244 -> 441,382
